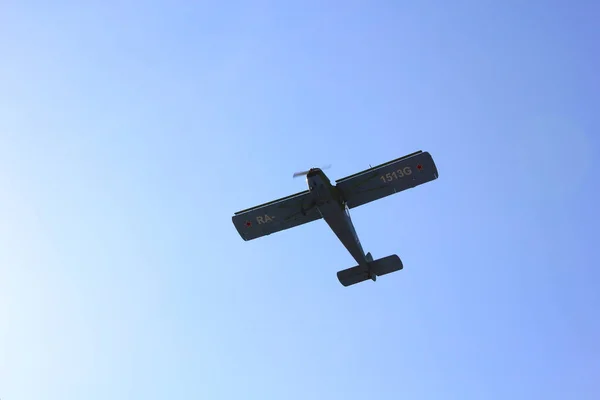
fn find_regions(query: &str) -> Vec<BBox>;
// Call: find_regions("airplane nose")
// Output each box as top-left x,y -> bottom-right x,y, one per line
306,168 -> 320,178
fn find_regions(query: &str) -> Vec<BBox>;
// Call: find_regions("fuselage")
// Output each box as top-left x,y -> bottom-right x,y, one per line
305,168 -> 368,267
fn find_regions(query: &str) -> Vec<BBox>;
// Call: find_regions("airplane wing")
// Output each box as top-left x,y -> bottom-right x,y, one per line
232,190 -> 321,241
335,150 -> 439,209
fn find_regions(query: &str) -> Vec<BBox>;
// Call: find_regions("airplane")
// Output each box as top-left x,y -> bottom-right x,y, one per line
231,150 -> 439,287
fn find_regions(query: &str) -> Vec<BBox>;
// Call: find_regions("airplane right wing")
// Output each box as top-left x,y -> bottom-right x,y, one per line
335,150 -> 439,209
232,190 -> 321,241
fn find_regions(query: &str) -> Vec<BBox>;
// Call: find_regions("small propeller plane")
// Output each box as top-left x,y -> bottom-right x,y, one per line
232,150 -> 439,287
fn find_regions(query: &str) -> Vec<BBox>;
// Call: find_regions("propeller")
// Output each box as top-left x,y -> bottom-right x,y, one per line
293,164 -> 331,178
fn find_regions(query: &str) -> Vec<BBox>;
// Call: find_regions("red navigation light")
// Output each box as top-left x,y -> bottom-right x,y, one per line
416,164 -> 423,171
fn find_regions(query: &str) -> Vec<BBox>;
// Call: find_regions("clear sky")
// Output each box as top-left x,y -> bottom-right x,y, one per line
1,1 -> 599,399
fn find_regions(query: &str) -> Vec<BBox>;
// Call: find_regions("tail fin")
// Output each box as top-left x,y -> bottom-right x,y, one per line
336,254 -> 403,287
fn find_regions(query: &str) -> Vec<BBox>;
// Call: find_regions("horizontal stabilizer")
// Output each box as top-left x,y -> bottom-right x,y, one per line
337,254 -> 403,287
337,265 -> 374,287
370,254 -> 403,276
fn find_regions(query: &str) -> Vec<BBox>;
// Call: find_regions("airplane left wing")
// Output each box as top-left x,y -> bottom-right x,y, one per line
335,150 -> 439,209
232,190 -> 321,241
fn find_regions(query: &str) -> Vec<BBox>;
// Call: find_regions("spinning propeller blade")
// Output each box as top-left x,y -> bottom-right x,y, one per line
293,170 -> 311,178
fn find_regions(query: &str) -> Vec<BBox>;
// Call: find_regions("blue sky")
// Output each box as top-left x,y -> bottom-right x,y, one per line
1,1 -> 599,399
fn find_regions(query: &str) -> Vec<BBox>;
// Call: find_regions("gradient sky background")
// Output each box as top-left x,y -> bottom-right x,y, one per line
1,1 -> 599,399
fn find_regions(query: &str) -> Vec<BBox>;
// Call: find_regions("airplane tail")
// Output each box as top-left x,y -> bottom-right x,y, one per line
336,253 -> 403,287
